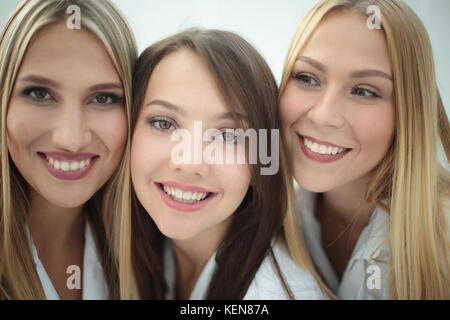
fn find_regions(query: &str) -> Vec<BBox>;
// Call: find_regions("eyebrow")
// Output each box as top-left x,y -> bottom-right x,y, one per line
17,74 -> 124,91
145,99 -> 247,121
145,99 -> 187,115
18,75 -> 60,88
296,56 -> 393,81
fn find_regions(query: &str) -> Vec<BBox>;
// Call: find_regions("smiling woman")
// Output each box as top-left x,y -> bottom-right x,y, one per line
0,0 -> 137,299
279,0 -> 449,300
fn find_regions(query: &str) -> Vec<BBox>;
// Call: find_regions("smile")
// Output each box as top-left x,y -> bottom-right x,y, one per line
161,184 -> 210,204
156,181 -> 216,212
38,152 -> 99,180
303,136 -> 347,155
45,155 -> 92,171
298,134 -> 351,163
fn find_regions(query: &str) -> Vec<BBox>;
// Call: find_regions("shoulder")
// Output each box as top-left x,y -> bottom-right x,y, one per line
243,238 -> 326,300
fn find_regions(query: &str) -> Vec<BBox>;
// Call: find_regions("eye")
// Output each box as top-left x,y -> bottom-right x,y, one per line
22,87 -> 52,101
216,130 -> 238,143
91,93 -> 123,105
351,86 -> 380,99
293,73 -> 319,87
149,118 -> 176,131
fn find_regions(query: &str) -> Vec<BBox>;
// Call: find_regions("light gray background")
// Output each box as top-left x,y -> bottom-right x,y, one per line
1,0 -> 449,165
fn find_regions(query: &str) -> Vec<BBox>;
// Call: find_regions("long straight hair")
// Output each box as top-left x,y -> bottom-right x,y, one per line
119,28 -> 327,299
0,0 -> 137,299
280,0 -> 450,299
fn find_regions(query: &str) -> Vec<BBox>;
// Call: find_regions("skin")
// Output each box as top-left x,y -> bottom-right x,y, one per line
6,22 -> 127,299
279,11 -> 395,278
131,50 -> 251,299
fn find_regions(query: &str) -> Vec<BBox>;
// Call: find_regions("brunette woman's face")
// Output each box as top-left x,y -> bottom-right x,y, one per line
6,23 -> 127,208
131,50 -> 251,242
280,11 -> 395,192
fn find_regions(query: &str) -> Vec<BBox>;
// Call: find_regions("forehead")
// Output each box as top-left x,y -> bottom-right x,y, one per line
300,11 -> 391,73
144,50 -> 234,117
18,22 -> 120,85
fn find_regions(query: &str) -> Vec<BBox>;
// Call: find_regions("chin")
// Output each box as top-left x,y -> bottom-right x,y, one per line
43,190 -> 95,209
294,171 -> 336,193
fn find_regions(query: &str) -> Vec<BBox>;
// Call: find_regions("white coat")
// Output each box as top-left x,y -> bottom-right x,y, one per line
28,221 -> 109,300
163,237 -> 327,299
294,185 -> 390,299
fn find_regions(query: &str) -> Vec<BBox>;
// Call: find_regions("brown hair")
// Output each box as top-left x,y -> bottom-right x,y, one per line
126,28 -> 295,299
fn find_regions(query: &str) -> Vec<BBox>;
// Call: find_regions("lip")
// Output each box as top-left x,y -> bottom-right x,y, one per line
298,134 -> 351,163
41,151 -> 98,161
155,182 -> 217,212
38,152 -> 98,180
157,180 -> 215,194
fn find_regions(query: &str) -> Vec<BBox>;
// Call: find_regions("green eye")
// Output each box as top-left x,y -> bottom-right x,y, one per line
218,131 -> 238,143
150,119 -> 175,131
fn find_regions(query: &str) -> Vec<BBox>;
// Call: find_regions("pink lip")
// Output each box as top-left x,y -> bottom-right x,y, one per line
155,182 -> 217,212
41,151 -> 97,161
38,152 -> 98,180
157,180 -> 215,194
298,134 -> 351,163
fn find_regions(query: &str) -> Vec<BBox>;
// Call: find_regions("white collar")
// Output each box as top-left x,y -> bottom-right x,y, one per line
27,220 -> 109,300
295,184 -> 390,293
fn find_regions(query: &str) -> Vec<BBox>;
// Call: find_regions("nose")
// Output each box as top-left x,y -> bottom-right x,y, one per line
169,161 -> 210,178
51,103 -> 92,152
168,129 -> 210,178
307,86 -> 345,128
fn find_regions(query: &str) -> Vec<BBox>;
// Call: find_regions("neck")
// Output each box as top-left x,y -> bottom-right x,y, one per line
318,173 -> 375,228
27,190 -> 85,255
171,217 -> 231,299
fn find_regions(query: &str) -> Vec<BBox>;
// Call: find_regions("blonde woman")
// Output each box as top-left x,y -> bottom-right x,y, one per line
0,0 -> 137,299
279,0 -> 449,299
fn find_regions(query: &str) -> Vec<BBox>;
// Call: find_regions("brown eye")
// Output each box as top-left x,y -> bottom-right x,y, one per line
24,87 -> 51,100
93,94 -> 112,104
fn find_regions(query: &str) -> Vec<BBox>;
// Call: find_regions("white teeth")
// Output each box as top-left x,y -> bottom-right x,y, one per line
161,184 -> 209,203
303,137 -> 347,155
45,156 -> 92,171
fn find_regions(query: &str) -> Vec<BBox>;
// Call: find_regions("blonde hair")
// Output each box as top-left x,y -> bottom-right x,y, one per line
0,0 -> 137,299
280,0 -> 450,299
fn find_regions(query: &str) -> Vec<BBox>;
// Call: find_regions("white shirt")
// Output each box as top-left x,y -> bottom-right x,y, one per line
28,221 -> 109,300
163,237 -> 327,300
294,185 -> 390,299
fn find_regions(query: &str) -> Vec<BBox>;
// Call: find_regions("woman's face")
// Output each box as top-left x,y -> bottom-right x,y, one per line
131,50 -> 251,242
6,22 -> 127,208
280,11 -> 395,193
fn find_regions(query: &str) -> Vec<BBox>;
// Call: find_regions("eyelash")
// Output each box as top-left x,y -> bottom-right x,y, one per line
21,87 -> 52,102
292,73 -> 381,99
292,73 -> 320,87
350,86 -> 380,99
216,130 -> 239,144
148,117 -> 176,131
148,118 -> 240,144
21,86 -> 124,105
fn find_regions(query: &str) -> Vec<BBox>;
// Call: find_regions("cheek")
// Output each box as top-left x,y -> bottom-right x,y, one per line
279,83 -> 310,125
216,164 -> 251,201
93,109 -> 127,154
351,105 -> 395,157
6,102 -> 47,154
130,127 -> 170,179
